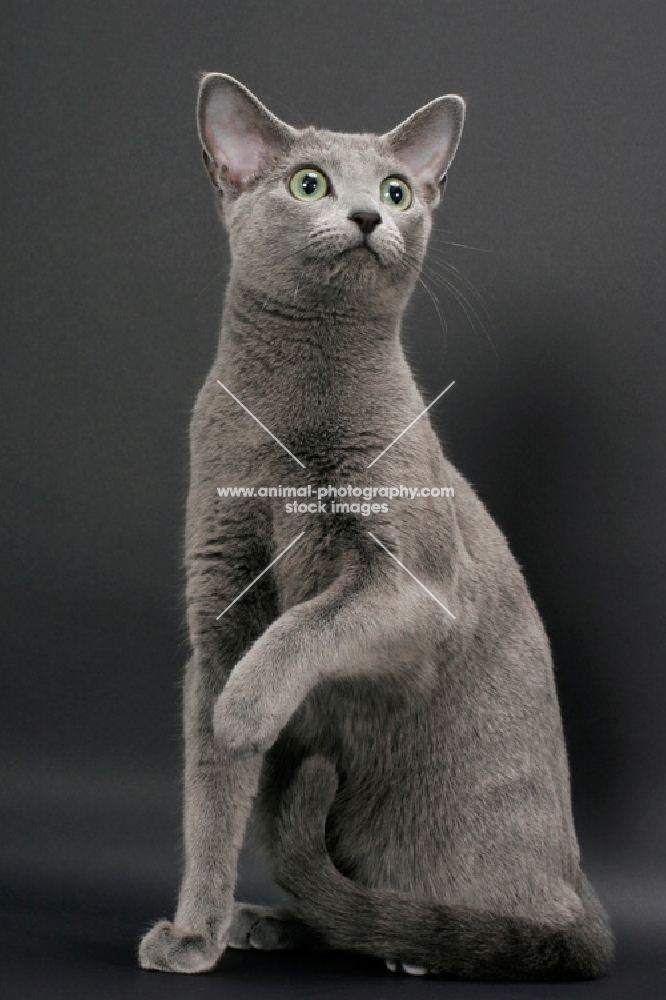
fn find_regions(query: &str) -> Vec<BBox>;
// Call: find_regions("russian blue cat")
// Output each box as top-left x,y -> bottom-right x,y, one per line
138,73 -> 613,980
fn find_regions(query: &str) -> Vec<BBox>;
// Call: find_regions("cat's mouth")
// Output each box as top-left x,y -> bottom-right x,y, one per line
341,241 -> 381,263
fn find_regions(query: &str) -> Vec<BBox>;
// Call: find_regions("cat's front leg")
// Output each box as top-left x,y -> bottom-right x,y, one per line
139,650 -> 263,974
213,654 -> 285,759
214,568 -> 454,758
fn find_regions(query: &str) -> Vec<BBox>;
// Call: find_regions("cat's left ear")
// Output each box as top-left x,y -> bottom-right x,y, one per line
382,95 -> 465,206
197,73 -> 296,195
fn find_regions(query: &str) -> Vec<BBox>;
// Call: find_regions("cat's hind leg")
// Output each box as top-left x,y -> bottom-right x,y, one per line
228,902 -> 327,951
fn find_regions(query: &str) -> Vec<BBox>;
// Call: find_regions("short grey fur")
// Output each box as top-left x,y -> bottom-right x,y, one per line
138,73 -> 613,980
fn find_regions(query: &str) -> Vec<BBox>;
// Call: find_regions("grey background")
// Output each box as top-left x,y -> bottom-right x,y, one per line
1,1 -> 664,996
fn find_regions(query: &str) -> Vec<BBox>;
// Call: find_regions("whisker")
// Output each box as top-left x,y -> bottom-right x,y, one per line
417,275 -> 448,352
194,267 -> 228,301
428,235 -> 493,253
428,269 -> 500,360
402,248 -> 499,360
425,251 -> 496,313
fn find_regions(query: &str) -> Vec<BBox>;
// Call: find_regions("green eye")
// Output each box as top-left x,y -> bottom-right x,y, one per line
289,167 -> 328,202
380,176 -> 412,211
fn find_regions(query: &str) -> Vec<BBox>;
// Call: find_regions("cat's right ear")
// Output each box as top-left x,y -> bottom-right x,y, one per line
197,74 -> 296,196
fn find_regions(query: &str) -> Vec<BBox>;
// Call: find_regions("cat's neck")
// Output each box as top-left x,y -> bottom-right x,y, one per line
219,277 -> 407,369
213,275 -> 427,460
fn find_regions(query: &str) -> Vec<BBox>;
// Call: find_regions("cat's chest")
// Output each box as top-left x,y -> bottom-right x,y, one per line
214,336 -> 404,465
269,513 -> 351,611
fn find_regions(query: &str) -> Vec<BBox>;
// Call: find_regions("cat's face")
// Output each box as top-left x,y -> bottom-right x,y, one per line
198,76 -> 465,312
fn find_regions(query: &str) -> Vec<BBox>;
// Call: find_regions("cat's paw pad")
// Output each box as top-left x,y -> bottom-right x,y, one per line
385,958 -> 429,976
139,920 -> 223,974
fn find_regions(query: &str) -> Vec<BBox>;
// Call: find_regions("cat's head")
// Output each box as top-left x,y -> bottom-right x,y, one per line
197,74 -> 465,312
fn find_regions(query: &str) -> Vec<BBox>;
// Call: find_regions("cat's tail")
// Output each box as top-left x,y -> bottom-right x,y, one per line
272,756 -> 614,981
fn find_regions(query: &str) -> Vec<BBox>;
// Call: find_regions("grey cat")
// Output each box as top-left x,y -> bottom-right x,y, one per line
138,73 -> 614,980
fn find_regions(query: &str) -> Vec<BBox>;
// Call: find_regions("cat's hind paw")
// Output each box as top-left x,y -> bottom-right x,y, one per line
138,919 -> 223,974
385,958 -> 429,976
228,903 -> 328,952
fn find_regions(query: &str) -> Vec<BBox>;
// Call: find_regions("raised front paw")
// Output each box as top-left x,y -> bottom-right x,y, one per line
138,919 -> 224,974
213,683 -> 280,759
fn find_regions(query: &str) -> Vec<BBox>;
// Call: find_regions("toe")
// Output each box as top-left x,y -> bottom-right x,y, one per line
139,920 -> 221,974
402,962 -> 429,976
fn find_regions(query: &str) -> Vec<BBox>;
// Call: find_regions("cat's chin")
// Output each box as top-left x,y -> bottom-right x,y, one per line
324,244 -> 385,284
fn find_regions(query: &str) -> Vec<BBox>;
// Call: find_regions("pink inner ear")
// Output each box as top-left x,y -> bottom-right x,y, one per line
385,97 -> 463,189
217,130 -> 268,190
204,120 -> 269,191
203,87 -> 274,192
397,124 -> 454,186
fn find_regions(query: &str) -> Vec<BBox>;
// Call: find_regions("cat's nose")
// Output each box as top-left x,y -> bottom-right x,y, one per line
349,210 -> 382,235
